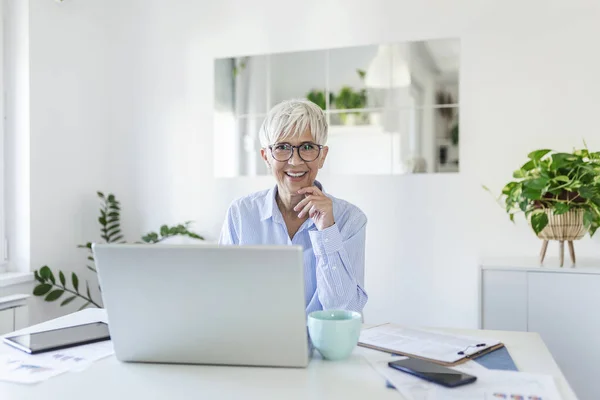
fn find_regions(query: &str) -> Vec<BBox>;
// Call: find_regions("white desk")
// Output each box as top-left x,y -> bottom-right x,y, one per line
0,309 -> 577,400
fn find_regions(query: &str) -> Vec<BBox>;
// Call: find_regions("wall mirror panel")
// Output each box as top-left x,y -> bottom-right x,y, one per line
214,38 -> 460,177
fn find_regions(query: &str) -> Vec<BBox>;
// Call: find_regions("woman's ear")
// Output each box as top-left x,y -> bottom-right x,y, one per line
260,148 -> 271,168
318,146 -> 329,169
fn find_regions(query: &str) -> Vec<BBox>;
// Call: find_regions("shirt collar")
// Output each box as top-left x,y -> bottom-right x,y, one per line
259,180 -> 324,222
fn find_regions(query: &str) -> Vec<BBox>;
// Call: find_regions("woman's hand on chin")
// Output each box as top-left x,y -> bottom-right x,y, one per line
294,186 -> 334,231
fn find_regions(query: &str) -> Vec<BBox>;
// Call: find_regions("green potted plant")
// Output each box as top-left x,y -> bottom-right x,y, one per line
334,86 -> 368,125
33,192 -> 204,309
306,89 -> 334,111
490,146 -> 600,266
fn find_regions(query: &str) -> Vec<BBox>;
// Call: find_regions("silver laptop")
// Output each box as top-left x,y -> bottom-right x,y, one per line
92,244 -> 310,368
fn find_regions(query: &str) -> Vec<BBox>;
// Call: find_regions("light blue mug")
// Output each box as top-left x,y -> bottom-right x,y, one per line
307,310 -> 362,361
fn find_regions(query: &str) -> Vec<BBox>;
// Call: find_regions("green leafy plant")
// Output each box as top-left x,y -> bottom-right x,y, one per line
487,146 -> 600,236
232,57 -> 248,78
306,89 -> 334,111
450,122 -> 459,146
335,86 -> 368,124
32,192 -> 204,310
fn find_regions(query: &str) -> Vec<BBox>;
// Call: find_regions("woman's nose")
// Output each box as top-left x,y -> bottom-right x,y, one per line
288,148 -> 305,165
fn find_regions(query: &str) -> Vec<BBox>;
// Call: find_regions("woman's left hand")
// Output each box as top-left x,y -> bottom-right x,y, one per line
294,186 -> 334,231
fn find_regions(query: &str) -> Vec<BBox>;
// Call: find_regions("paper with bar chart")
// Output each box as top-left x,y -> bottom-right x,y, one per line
0,340 -> 114,384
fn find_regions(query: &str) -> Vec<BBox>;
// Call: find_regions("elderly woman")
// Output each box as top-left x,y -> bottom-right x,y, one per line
219,99 -> 367,314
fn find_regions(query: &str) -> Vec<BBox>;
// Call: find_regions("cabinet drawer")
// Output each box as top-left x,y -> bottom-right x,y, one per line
482,270 -> 527,331
0,308 -> 14,335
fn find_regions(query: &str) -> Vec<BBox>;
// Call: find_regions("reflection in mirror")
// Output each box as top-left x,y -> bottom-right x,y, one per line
214,38 -> 460,177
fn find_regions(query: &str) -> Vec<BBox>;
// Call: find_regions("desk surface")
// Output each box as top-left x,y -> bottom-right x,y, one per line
0,309 -> 577,400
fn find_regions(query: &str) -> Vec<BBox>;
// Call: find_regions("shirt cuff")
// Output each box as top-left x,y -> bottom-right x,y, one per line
309,224 -> 344,256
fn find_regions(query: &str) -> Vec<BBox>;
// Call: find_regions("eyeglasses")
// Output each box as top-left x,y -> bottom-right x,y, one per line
268,142 -> 324,162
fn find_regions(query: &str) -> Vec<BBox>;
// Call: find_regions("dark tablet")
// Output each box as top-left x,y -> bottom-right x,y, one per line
2,321 -> 110,354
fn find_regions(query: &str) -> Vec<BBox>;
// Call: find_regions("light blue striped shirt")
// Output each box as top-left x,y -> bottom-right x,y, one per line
219,181 -> 368,315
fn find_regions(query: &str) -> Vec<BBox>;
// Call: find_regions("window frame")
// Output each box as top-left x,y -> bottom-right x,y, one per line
0,2 -> 6,270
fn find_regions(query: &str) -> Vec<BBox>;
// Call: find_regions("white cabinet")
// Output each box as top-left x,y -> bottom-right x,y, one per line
481,259 -> 600,400
0,294 -> 29,335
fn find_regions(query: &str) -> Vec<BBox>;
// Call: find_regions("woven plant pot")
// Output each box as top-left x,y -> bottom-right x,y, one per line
536,209 -> 586,241
534,209 -> 587,267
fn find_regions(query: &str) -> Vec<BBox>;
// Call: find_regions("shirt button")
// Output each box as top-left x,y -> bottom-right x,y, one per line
332,266 -> 337,270
325,238 -> 329,243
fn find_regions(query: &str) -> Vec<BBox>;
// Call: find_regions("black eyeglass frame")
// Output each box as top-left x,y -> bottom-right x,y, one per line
267,142 -> 324,162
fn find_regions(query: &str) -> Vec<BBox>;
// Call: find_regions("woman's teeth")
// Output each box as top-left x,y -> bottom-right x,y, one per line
286,172 -> 307,177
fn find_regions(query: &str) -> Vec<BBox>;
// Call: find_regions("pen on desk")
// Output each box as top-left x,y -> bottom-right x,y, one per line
457,343 -> 486,356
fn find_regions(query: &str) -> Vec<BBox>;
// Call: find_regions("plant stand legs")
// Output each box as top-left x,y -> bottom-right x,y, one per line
539,240 -> 549,265
559,240 -> 564,267
539,240 -> 577,267
568,241 -> 576,266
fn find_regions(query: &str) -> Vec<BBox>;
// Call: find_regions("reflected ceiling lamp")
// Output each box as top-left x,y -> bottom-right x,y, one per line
364,44 -> 411,88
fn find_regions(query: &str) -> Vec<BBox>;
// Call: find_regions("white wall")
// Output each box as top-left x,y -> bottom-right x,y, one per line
9,0 -> 600,329
3,0 -> 117,322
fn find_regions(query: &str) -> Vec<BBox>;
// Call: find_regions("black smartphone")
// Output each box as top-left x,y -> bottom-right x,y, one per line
2,322 -> 110,354
388,358 -> 477,388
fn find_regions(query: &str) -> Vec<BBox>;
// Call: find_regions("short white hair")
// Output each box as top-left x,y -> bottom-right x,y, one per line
259,99 -> 328,148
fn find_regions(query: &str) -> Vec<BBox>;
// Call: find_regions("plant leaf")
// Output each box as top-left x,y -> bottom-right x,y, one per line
553,203 -> 570,215
78,302 -> 91,311
551,153 -> 576,169
583,210 -> 594,228
521,160 -> 536,171
60,296 -> 78,307
45,289 -> 64,302
106,223 -> 120,232
33,284 -> 53,296
39,266 -> 56,285
107,229 -> 122,238
527,149 -> 552,161
512,169 -> 525,179
86,281 -> 92,299
87,265 -> 97,272
110,235 -> 124,243
578,187 -> 595,199
519,200 -> 528,212
160,225 -> 169,237
59,271 -> 66,287
522,188 -> 542,200
531,213 -> 549,235
39,266 -> 52,280
524,178 -> 549,191
72,273 -> 80,293
554,175 -> 570,183
34,270 -> 45,283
